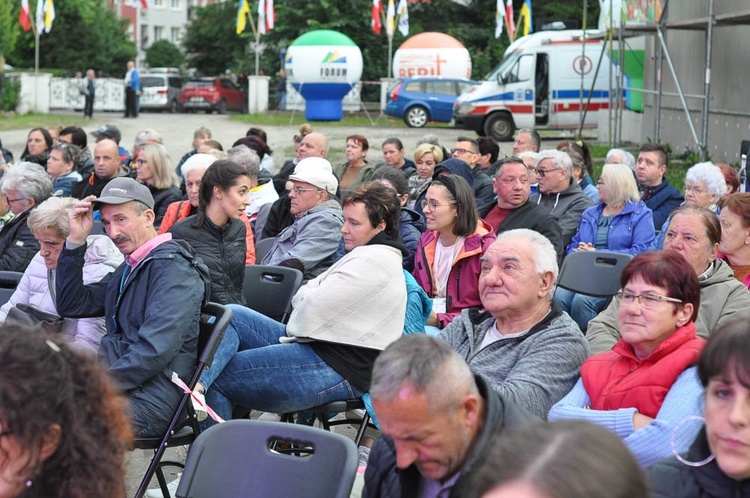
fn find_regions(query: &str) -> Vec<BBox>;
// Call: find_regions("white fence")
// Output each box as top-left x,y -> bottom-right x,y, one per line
49,77 -> 126,112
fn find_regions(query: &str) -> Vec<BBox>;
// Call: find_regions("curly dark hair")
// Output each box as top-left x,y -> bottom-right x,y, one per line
0,326 -> 133,497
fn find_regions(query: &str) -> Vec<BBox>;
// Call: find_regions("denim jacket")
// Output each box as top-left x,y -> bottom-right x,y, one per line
566,200 -> 655,255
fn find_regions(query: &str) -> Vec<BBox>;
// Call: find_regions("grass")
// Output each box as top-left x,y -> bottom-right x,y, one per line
0,112 -> 90,131
230,111 -> 454,129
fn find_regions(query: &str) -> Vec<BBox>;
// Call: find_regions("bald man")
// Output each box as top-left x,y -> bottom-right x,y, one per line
72,139 -> 125,199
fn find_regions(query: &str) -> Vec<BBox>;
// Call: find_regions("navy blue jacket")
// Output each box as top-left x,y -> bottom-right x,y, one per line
55,238 -> 210,434
642,179 -> 683,230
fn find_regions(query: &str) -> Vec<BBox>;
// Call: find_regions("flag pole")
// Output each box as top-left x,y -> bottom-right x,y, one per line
247,5 -> 259,76
387,34 -> 393,79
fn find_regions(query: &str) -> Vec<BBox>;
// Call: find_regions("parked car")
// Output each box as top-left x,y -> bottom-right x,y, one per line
179,78 -> 247,114
139,71 -> 184,113
384,77 -> 477,128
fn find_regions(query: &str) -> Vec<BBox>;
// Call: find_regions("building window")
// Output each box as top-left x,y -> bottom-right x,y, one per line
140,24 -> 149,49
171,27 -> 180,44
154,25 -> 164,42
170,0 -> 180,8
152,0 -> 163,7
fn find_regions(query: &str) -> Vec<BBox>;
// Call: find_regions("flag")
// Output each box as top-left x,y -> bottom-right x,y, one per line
494,0 -> 504,39
258,0 -> 266,35
505,0 -> 516,41
140,0 -> 148,9
385,0 -> 395,38
236,0 -> 250,34
265,0 -> 274,32
35,0 -> 43,32
42,0 -> 54,32
19,0 -> 31,31
396,0 -> 408,36
130,0 -> 149,9
259,0 -> 274,34
518,0 -> 533,36
371,0 -> 382,35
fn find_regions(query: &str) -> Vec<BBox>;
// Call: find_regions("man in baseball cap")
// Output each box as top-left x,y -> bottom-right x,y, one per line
91,124 -> 122,143
55,177 -> 210,438
262,156 -> 343,280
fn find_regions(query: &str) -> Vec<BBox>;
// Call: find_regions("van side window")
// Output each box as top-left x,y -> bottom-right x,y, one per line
505,54 -> 534,84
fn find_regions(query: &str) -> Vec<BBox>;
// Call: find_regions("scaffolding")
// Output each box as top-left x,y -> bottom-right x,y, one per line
607,0 -> 750,160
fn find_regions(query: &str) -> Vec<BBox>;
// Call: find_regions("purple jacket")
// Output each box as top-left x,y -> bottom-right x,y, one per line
412,220 -> 496,328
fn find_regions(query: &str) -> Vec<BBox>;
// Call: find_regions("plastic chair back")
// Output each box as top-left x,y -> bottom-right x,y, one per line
176,420 -> 358,498
556,250 -> 633,298
0,271 -> 23,307
243,265 -> 303,323
254,237 -> 275,263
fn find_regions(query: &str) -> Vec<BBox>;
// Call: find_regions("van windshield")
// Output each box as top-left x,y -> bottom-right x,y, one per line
485,52 -> 519,81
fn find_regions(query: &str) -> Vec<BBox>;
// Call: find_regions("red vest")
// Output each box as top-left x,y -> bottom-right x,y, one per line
581,322 -> 705,418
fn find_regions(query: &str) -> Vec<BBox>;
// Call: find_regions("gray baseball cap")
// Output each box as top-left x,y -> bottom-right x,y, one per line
93,177 -> 155,209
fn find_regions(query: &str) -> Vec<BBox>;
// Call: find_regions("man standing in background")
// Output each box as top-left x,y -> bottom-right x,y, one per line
83,69 -> 95,119
124,61 -> 140,118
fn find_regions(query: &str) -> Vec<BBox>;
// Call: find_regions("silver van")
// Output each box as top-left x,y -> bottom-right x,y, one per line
139,70 -> 184,113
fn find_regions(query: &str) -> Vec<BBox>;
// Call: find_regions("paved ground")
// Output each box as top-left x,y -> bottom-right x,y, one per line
1,110 -> 591,170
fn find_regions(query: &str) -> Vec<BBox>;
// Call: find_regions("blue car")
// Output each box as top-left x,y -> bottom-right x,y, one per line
384,77 -> 478,128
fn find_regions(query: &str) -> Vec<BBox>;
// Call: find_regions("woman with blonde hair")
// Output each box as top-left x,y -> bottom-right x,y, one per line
407,143 -> 443,209
134,142 -> 182,229
554,163 -> 655,331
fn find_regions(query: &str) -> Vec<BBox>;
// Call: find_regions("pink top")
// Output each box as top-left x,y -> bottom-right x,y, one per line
126,233 -> 172,267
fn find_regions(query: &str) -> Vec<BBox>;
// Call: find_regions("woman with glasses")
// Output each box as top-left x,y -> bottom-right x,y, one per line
549,250 -> 706,466
133,143 -> 182,230
46,143 -> 83,197
0,163 -> 53,273
554,163 -> 655,331
413,174 -> 495,333
652,162 -> 726,249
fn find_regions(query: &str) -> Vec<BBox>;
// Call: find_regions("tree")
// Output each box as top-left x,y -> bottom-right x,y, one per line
146,40 -> 184,69
0,0 -> 19,71
9,0 -> 136,76
182,2 -> 249,75
183,0 -> 598,84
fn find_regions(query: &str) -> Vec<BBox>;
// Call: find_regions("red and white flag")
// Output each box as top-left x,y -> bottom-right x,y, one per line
371,0 -> 382,35
259,0 -> 274,34
505,0 -> 516,41
19,0 -> 31,31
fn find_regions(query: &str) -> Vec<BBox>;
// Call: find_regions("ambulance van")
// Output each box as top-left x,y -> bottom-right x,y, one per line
453,30 -> 613,141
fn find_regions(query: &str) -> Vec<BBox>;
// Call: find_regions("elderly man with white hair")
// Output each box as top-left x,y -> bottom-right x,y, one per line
530,150 -> 595,247
261,156 -> 343,280
438,228 -> 590,418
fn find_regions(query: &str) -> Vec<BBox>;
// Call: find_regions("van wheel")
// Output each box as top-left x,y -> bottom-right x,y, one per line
169,99 -> 178,113
404,106 -> 429,128
484,113 -> 514,141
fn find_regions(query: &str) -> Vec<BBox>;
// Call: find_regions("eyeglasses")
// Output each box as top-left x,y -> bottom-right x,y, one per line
617,291 -> 682,309
290,186 -> 321,195
684,185 -> 705,195
6,197 -> 27,205
134,159 -> 148,165
451,148 -> 476,156
536,168 -> 562,177
595,180 -> 605,186
420,199 -> 455,212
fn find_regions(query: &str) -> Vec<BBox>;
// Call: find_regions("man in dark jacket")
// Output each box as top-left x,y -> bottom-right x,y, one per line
71,139 -> 126,200
636,142 -> 683,230
480,157 -> 564,262
452,137 -> 495,208
55,177 -> 210,437
364,334 -> 536,498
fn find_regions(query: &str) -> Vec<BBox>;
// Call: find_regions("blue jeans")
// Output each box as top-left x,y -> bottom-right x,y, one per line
554,287 -> 608,331
203,305 -> 363,424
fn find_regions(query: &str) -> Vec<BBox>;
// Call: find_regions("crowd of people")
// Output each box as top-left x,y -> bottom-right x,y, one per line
1,121 -> 750,497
